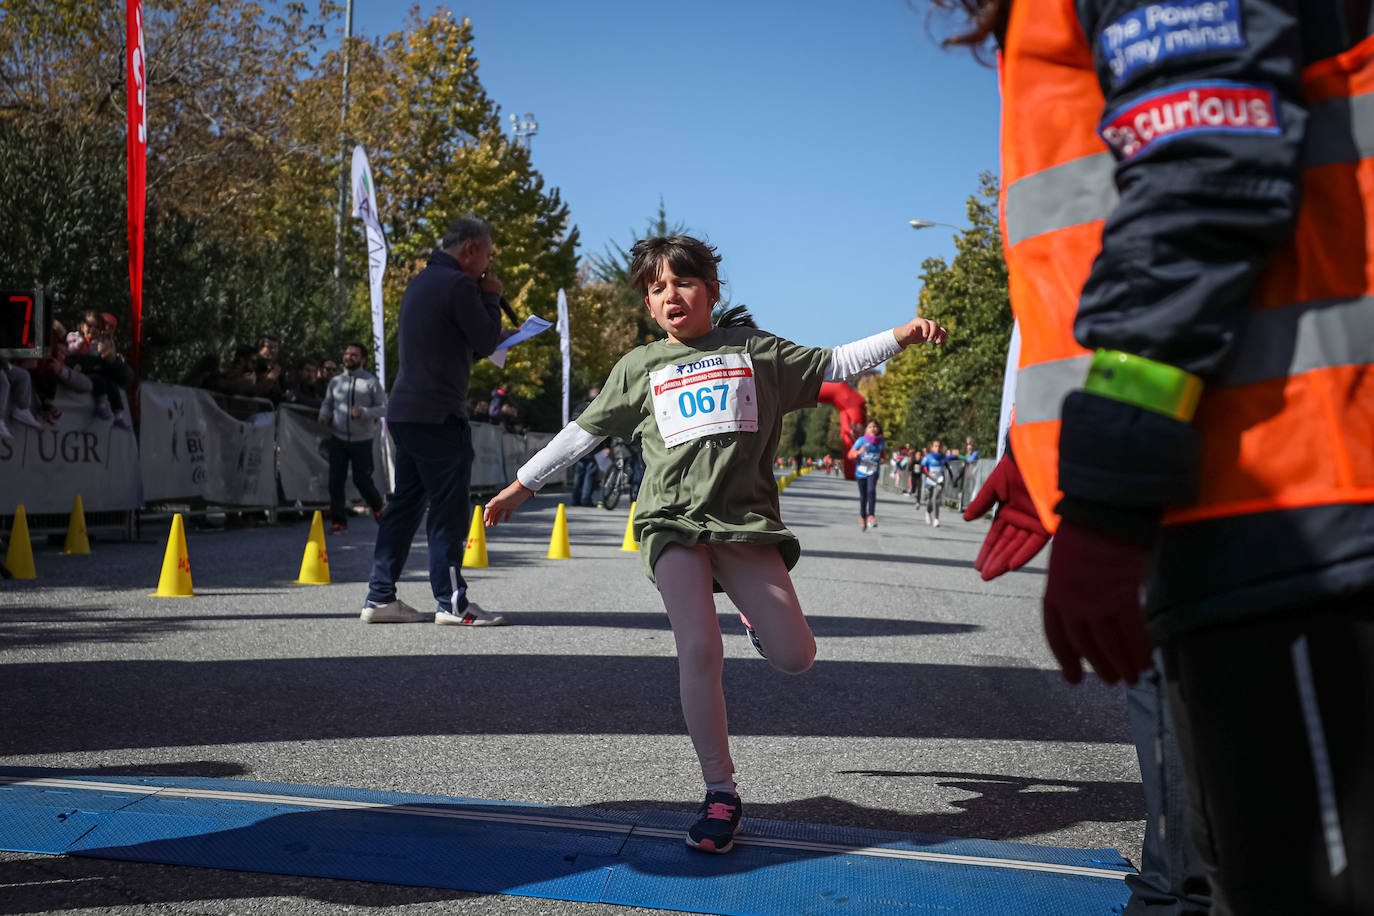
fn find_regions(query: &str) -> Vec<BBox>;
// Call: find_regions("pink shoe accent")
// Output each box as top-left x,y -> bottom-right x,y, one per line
705,801 -> 737,820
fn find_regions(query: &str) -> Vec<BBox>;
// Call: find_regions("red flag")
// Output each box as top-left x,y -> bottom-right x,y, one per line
126,0 -> 146,378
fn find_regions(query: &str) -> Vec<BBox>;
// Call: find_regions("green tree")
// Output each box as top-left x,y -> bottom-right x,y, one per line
1,3 -> 581,409
869,172 -> 1011,451
801,404 -> 837,458
307,11 -> 578,427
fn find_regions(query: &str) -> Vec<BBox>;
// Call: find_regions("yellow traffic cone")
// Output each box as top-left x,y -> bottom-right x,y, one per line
63,495 -> 90,555
620,502 -> 639,552
150,513 -> 194,597
546,503 -> 571,559
295,510 -> 330,585
5,504 -> 36,579
463,505 -> 488,568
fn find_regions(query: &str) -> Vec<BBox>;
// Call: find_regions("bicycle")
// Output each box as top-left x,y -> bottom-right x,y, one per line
599,437 -> 637,510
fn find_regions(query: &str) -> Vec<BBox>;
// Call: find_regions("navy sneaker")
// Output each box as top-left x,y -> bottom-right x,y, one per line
686,790 -> 742,854
740,613 -> 766,659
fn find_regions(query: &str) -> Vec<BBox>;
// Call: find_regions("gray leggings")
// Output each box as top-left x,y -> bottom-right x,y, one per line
0,365 -> 33,417
922,480 -> 943,519
654,541 -> 817,787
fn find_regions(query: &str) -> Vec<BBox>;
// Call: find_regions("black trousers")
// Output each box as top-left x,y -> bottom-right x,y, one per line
367,417 -> 472,612
328,436 -> 383,523
1161,596 -> 1374,915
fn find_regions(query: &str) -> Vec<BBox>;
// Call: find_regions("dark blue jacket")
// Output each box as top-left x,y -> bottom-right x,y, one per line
387,249 -> 503,424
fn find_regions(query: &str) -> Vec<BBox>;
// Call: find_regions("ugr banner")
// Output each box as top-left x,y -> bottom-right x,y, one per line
139,382 -> 276,506
0,390 -> 142,514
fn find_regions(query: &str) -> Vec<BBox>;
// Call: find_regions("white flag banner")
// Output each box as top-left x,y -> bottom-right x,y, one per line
556,287 -> 570,427
997,319 -> 1021,460
351,145 -> 388,389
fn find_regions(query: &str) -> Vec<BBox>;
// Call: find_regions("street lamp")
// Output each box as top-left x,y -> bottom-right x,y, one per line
509,112 -> 539,150
909,218 -> 970,232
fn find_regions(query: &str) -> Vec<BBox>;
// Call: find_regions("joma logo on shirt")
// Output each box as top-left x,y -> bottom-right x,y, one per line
675,357 -> 724,374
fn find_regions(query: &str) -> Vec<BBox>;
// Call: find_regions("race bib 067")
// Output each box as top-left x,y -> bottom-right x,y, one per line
649,352 -> 759,447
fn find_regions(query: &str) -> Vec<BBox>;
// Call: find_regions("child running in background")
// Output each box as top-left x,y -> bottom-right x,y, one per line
919,438 -> 947,527
485,235 -> 946,854
848,420 -> 885,531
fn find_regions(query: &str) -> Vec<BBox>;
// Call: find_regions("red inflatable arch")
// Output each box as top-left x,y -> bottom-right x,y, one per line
818,381 -> 867,479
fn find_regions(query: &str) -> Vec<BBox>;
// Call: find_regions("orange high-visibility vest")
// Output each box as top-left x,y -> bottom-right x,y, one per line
1000,2 -> 1374,537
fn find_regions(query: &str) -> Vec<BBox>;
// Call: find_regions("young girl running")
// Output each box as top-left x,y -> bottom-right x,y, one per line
848,420 -> 886,530
484,235 -> 945,854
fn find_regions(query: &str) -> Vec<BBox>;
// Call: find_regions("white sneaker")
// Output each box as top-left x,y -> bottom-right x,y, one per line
436,603 -> 506,627
933,518 -> 941,528
10,408 -> 40,429
360,598 -> 427,624
925,512 -> 932,525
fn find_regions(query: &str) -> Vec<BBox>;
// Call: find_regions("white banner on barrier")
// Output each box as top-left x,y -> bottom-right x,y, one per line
470,421 -> 506,488
139,382 -> 275,506
277,405 -> 387,505
0,390 -> 142,514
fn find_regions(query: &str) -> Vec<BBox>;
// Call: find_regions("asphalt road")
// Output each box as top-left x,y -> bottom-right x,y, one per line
0,471 -> 1143,915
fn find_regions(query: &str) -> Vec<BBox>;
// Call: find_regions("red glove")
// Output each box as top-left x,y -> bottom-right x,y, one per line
1043,519 -> 1154,685
963,453 -> 1051,580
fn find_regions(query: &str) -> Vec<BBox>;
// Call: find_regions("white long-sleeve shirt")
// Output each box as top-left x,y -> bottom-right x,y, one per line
517,329 -> 902,490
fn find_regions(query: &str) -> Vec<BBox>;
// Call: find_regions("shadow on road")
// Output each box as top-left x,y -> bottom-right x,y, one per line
1,654 -> 1129,755
0,852 -> 475,913
803,548 -> 1047,574
0,607 -> 976,650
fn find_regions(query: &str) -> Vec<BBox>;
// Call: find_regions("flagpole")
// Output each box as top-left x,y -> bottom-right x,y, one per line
126,0 -> 146,384
331,0 -> 355,346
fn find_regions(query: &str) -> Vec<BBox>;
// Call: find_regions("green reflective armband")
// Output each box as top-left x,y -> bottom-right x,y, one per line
1083,350 -> 1202,422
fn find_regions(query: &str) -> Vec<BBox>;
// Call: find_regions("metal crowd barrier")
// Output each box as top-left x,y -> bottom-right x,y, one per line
880,457 -> 996,512
2,382 -> 571,542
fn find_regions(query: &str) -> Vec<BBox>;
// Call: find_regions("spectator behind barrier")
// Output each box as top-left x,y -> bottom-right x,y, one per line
66,311 -> 101,357
65,312 -> 134,429
0,355 -> 41,441
255,335 -> 284,403
282,358 -> 323,409
17,320 -> 93,425
212,345 -> 260,397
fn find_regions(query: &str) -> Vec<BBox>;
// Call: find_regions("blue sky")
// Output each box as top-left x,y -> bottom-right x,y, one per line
353,1 -> 1001,348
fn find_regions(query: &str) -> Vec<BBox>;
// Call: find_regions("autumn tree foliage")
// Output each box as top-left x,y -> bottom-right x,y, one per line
867,172 -> 1012,452
0,1 -> 577,423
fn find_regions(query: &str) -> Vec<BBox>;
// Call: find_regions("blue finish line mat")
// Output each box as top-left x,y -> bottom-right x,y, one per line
0,768 -> 1132,915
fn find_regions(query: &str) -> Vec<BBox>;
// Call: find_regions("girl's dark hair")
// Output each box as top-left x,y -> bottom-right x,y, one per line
928,0 -> 1010,56
711,304 -> 757,329
627,235 -> 722,296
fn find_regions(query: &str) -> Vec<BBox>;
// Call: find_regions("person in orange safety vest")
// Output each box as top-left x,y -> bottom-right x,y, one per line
937,1 -> 1374,913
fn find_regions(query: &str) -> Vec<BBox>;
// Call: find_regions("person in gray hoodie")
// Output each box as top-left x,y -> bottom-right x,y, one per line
318,343 -> 386,533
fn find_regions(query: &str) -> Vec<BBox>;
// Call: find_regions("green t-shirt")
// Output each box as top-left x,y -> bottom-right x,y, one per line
575,326 -> 832,583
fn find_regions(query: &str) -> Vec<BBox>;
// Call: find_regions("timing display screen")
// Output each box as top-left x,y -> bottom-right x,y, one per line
0,289 -> 43,356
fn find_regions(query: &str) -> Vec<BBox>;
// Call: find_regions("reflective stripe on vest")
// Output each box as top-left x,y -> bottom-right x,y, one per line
1001,5 -> 1374,531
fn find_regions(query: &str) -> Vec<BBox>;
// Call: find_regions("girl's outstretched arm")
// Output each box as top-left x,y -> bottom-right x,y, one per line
484,422 -> 604,527
825,318 -> 947,381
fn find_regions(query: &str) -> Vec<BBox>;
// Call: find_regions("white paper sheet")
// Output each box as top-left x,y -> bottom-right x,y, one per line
489,315 -> 554,368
